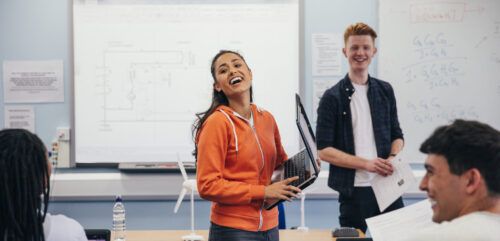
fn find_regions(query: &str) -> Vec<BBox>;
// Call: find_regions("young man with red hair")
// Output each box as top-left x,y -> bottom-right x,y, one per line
316,22 -> 405,232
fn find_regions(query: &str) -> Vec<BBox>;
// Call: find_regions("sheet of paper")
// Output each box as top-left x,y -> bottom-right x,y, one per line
4,105 -> 35,133
3,60 -> 64,103
371,154 -> 416,212
311,33 -> 342,76
366,199 -> 438,241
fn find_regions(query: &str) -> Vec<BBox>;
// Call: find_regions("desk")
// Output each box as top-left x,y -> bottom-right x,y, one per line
114,229 -> 365,241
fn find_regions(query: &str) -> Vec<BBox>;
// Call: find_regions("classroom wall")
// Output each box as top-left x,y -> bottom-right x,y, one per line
2,0 -> 425,231
50,198 -> 423,230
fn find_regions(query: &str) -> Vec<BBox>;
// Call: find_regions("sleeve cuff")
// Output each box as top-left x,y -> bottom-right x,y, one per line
249,185 -> 266,201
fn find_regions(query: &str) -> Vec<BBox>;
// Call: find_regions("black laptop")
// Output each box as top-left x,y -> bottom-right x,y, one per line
264,94 -> 320,210
85,229 -> 110,241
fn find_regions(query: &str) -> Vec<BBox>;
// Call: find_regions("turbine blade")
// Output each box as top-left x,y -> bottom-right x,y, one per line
174,188 -> 187,213
177,157 -> 189,181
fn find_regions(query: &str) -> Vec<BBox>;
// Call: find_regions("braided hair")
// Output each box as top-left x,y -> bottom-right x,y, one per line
0,129 -> 50,241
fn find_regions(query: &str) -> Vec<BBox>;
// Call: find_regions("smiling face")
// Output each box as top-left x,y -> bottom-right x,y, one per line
420,154 -> 468,223
343,35 -> 377,74
213,52 -> 252,100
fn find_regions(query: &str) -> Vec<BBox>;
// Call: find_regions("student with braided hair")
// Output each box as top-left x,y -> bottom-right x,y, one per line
0,129 -> 87,241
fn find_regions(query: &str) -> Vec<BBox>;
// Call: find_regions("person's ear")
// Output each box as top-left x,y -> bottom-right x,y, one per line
464,168 -> 482,194
342,47 -> 347,57
213,82 -> 222,92
373,47 -> 378,56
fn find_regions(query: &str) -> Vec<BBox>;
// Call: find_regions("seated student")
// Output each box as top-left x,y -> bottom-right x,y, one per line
0,129 -> 88,241
405,119 -> 500,241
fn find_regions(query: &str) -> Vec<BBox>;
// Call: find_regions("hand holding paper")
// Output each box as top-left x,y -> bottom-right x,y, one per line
370,153 -> 416,212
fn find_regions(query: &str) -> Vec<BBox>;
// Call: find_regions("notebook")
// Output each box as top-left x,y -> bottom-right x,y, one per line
264,94 -> 320,210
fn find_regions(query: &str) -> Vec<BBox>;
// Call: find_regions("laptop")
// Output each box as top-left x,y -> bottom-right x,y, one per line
85,229 -> 110,241
264,94 -> 320,210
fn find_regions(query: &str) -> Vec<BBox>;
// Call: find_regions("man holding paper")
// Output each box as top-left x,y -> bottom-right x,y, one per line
316,22 -> 405,232
405,119 -> 500,240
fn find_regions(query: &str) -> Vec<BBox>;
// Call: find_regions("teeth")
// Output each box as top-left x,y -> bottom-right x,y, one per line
230,77 -> 242,85
429,199 -> 437,206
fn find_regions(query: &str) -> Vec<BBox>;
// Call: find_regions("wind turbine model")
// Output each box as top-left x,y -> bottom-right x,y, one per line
296,187 -> 317,232
173,159 -> 203,241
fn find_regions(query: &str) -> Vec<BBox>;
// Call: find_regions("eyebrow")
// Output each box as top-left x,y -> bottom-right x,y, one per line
217,59 -> 241,70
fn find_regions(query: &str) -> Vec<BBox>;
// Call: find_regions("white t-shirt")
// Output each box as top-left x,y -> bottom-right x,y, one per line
403,212 -> 500,241
43,213 -> 88,241
350,82 -> 378,186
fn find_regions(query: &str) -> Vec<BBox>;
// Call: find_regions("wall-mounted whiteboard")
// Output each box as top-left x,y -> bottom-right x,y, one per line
73,0 -> 300,164
379,0 -> 500,163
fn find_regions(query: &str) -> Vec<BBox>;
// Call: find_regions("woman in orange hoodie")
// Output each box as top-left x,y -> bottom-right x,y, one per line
194,50 -> 300,241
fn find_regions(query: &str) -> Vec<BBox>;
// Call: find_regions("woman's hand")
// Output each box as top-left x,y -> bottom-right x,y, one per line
264,176 -> 302,201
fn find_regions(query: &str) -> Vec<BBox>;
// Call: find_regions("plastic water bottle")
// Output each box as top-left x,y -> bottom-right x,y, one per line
112,195 -> 126,241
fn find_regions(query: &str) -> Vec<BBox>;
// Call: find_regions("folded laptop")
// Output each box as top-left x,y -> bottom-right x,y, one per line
85,229 -> 110,241
264,94 -> 320,210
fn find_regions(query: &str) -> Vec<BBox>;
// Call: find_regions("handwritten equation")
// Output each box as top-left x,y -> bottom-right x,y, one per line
410,2 -> 485,23
405,98 -> 479,124
410,2 -> 465,23
403,33 -> 466,89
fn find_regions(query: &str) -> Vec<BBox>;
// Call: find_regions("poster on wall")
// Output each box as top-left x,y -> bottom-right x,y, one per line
4,105 -> 35,133
311,33 -> 342,76
3,60 -> 64,103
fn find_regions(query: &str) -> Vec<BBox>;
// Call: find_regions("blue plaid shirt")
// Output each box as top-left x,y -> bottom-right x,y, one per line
316,74 -> 404,196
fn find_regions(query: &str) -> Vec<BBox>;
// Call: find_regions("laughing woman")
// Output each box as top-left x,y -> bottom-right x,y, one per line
194,50 -> 300,241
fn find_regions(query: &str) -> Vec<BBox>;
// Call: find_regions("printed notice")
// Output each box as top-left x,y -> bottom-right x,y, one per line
4,105 -> 35,133
311,33 -> 342,76
3,60 -> 64,103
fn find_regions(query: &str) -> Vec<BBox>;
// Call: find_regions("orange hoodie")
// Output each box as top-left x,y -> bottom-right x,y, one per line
196,104 -> 288,232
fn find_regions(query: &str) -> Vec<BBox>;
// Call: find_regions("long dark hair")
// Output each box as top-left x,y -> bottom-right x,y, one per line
0,129 -> 50,241
191,50 -> 253,158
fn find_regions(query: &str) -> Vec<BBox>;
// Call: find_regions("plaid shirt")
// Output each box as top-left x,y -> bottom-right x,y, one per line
316,74 -> 404,196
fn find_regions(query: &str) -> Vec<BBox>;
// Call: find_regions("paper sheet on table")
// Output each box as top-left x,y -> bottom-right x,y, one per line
366,199 -> 438,241
371,153 -> 416,212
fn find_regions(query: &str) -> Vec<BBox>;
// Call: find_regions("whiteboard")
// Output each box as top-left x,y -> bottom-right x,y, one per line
73,0 -> 300,164
379,0 -> 500,163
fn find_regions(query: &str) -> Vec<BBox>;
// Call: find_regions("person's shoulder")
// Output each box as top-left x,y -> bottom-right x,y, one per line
253,104 -> 271,115
252,104 -> 276,121
45,213 -> 87,241
403,212 -> 500,241
324,78 -> 344,95
370,76 -> 393,90
449,211 -> 500,227
204,106 -> 232,125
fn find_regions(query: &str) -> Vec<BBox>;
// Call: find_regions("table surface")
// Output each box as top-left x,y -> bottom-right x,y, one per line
112,229 -> 365,241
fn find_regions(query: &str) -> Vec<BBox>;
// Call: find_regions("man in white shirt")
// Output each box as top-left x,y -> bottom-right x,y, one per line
316,22 -> 405,232
405,119 -> 500,241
